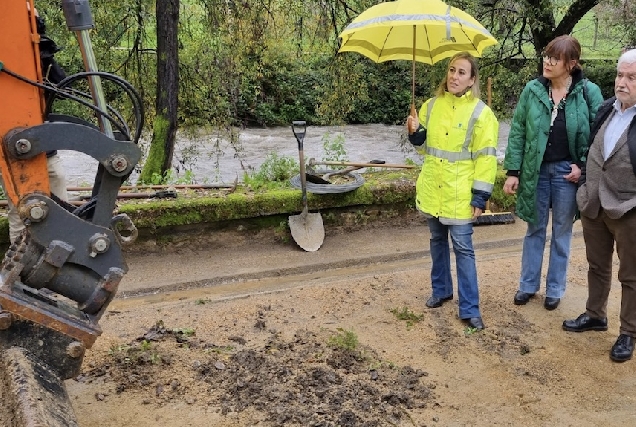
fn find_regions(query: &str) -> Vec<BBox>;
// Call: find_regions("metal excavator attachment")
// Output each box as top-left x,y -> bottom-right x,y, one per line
0,1 -> 143,425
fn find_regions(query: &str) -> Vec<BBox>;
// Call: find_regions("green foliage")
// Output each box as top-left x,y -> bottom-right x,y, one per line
204,345 -> 235,355
140,169 -> 197,186
491,166 -> 517,212
274,220 -> 290,242
316,56 -> 431,126
327,328 -> 359,351
173,327 -> 196,337
36,0 -> 630,133
583,60 -> 618,99
243,152 -> 297,191
35,0 -> 632,191
108,343 -> 131,355
479,59 -> 537,120
390,307 -> 424,329
464,326 -> 480,336
321,132 -> 348,163
248,50 -> 325,126
140,116 -> 170,183
108,339 -> 160,365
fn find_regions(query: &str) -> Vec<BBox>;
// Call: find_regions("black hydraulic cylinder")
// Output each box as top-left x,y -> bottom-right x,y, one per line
61,0 -> 94,31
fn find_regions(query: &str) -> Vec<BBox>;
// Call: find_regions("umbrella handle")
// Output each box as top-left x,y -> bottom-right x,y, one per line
407,103 -> 417,134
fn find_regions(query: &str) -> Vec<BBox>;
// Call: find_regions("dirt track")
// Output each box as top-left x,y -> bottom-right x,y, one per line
65,219 -> 636,426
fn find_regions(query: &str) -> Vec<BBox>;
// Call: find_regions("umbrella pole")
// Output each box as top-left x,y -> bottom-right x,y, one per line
410,25 -> 416,117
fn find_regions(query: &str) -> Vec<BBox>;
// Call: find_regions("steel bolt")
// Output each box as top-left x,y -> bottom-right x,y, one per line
66,341 -> 84,358
93,237 -> 108,252
29,205 -> 45,220
110,156 -> 128,173
0,311 -> 12,330
89,234 -> 110,257
15,138 -> 31,154
22,200 -> 48,222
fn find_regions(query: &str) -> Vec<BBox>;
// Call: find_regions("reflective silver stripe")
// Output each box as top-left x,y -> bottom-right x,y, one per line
473,146 -> 497,158
463,100 -> 486,150
343,14 -> 495,39
426,146 -> 473,161
438,217 -> 473,225
417,210 -> 473,225
472,180 -> 494,192
426,97 -> 437,127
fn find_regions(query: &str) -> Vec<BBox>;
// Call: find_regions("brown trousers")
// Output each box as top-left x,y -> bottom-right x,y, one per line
582,208 -> 636,336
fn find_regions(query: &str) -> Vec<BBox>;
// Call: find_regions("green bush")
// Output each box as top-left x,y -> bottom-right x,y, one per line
491,166 -> 516,212
243,152 -> 297,191
583,59 -> 617,99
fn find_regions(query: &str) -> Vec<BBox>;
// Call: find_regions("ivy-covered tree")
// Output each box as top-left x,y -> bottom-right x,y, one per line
139,0 -> 180,182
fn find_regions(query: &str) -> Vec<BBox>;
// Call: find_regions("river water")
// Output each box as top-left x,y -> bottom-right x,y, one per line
58,122 -> 511,186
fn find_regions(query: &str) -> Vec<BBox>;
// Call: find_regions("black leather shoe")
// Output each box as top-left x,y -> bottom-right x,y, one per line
610,334 -> 634,362
513,290 -> 534,305
562,313 -> 608,332
464,317 -> 484,330
544,297 -> 560,311
425,295 -> 453,308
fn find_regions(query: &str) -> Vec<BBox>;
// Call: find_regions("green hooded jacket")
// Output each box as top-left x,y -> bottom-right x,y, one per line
503,70 -> 604,224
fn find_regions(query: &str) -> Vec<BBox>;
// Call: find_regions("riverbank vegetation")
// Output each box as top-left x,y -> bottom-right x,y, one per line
29,1 -> 635,185
38,0 -> 632,129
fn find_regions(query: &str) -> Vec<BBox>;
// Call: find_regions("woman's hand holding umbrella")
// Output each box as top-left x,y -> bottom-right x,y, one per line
406,113 -> 419,135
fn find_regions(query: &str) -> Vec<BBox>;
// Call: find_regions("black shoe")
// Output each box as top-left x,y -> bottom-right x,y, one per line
464,317 -> 484,330
562,313 -> 608,332
610,334 -> 634,362
544,297 -> 560,311
425,295 -> 453,308
513,290 -> 534,305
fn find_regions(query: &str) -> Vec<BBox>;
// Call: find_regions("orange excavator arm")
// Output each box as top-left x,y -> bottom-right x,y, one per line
0,3 -> 144,424
0,1 -> 50,205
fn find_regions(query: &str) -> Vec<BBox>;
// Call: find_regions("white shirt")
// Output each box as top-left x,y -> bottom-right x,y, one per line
604,99 -> 636,160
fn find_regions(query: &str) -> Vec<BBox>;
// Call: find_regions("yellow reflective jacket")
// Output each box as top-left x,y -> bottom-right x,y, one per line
414,91 -> 499,224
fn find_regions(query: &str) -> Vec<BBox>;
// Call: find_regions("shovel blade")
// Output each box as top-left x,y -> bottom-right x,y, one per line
289,212 -> 324,252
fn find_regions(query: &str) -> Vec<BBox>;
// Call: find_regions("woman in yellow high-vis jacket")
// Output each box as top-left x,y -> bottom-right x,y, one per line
407,52 -> 499,330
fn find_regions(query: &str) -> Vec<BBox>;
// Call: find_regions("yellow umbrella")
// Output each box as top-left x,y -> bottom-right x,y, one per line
338,0 -> 498,115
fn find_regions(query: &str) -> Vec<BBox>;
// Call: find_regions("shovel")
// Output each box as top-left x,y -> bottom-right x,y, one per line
288,121 -> 325,252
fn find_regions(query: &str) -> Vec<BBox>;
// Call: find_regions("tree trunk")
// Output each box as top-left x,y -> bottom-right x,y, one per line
523,0 -> 600,74
140,0 -> 179,183
525,0 -> 601,53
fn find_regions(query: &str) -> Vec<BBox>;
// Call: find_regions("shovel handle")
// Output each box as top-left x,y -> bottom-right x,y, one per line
310,160 -> 416,169
293,121 -> 309,212
292,120 -> 307,149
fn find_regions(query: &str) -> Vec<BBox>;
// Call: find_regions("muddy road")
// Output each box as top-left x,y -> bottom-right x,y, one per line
65,220 -> 636,426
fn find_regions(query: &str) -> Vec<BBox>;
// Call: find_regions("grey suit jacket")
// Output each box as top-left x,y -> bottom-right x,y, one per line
577,110 -> 636,219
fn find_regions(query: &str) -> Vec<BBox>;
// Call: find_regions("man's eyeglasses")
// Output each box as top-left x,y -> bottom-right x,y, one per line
542,55 -> 561,66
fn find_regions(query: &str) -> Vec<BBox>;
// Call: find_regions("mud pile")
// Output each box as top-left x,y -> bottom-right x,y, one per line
80,324 -> 434,427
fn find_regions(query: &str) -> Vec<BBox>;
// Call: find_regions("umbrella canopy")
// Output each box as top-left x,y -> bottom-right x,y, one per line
338,0 -> 498,115
338,0 -> 497,65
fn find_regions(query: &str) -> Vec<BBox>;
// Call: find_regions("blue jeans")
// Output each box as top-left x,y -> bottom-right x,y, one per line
519,161 -> 578,298
427,217 -> 480,319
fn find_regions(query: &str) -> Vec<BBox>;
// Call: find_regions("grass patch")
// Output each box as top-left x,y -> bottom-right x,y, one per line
390,307 -> 424,329
327,328 -> 358,351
